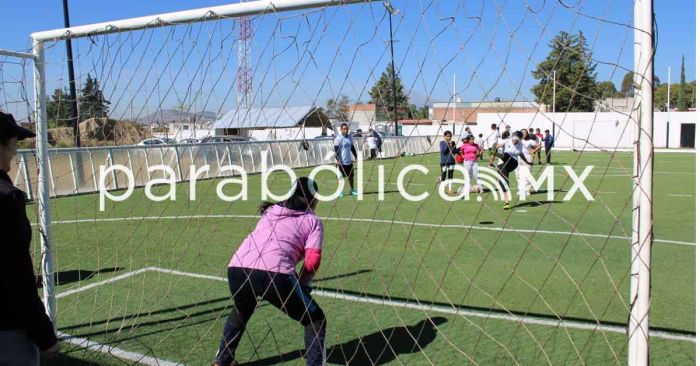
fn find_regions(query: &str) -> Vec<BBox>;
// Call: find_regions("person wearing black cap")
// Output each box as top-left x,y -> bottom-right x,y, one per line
0,112 -> 60,365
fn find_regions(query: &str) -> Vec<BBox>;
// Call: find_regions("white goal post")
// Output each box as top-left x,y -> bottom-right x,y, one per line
17,0 -> 657,364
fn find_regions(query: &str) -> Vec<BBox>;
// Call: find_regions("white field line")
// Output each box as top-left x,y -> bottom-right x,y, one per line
71,266 -> 695,343
58,331 -> 180,366
56,267 -> 152,299
56,267 -> 182,365
669,194 -> 694,197
48,215 -> 695,246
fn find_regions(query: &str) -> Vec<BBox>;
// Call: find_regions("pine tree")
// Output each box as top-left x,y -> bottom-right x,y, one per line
79,74 -> 111,121
531,31 -> 598,112
369,63 -> 408,121
46,88 -> 73,127
678,55 -> 687,111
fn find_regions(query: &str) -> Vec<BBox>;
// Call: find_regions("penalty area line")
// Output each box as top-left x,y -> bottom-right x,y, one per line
58,331 -> 180,366
145,267 -> 697,343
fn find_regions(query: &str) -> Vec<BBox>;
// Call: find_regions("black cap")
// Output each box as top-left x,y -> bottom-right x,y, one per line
0,112 -> 36,140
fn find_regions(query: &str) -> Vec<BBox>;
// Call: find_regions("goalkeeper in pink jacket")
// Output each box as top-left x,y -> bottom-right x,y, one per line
214,177 -> 326,366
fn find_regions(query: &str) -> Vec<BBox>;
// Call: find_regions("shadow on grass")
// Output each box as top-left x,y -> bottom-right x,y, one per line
315,269 -> 372,283
529,189 -> 566,195
60,282 -> 695,362
42,352 -> 104,365
38,267 -> 123,288
243,317 -> 448,366
60,269 -> 373,337
60,296 -> 232,334
512,200 -> 564,208
361,190 -> 400,195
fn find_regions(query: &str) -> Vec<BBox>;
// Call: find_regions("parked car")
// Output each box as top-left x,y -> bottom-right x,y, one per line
200,136 -> 255,144
179,138 -> 201,144
137,137 -> 177,146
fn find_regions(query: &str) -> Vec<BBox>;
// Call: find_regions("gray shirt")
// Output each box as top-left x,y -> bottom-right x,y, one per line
334,134 -> 354,165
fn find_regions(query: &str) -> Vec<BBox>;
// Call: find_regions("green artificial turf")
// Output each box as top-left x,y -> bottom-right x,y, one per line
30,151 -> 694,365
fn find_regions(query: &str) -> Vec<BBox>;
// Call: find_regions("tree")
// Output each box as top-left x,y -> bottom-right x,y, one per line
325,95 -> 350,121
79,74 -> 110,121
653,80 -> 696,111
678,56 -> 687,111
407,104 -> 429,119
46,88 -> 72,127
595,81 -> 618,99
654,83 -> 670,111
369,63 -> 409,121
531,31 -> 598,112
620,71 -> 660,97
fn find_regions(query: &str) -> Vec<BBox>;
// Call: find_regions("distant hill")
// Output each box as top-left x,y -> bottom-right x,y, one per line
407,90 -> 434,107
136,109 -> 217,125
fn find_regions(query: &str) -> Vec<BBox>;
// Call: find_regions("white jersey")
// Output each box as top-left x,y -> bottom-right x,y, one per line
520,139 -> 537,164
486,130 -> 500,148
367,136 -> 377,149
503,139 -> 522,157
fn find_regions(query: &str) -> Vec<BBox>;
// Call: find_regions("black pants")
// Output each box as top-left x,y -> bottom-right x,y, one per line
496,154 -> 519,192
440,163 -> 455,181
370,149 -> 377,159
545,148 -> 552,164
338,164 -> 355,190
216,267 -> 326,366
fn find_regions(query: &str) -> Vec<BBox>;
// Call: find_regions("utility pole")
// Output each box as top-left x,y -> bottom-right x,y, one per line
62,0 -> 80,147
666,66 -> 671,148
552,69 -> 556,140
385,2 -> 399,136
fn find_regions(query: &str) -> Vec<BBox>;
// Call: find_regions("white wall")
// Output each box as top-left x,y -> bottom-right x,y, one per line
475,111 -> 696,150
248,127 -> 325,141
188,112 -> 696,148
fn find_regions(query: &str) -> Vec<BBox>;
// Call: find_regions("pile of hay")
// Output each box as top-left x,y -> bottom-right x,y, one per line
79,117 -> 152,145
34,118 -> 153,148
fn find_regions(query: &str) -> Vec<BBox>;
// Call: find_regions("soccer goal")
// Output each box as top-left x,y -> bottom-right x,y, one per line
0,0 -> 690,364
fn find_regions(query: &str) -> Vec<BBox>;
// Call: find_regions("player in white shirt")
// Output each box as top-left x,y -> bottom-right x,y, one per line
493,131 -> 525,209
516,129 -> 541,198
476,133 -> 485,161
485,124 -> 500,167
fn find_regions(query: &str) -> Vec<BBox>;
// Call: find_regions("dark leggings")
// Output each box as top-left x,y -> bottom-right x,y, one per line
496,154 -> 519,192
440,163 -> 455,181
338,164 -> 355,190
216,267 -> 326,366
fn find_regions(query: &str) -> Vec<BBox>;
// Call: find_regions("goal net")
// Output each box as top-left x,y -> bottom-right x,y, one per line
1,0 -> 694,365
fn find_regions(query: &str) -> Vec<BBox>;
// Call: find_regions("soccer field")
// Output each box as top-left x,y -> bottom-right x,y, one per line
35,151 -> 695,365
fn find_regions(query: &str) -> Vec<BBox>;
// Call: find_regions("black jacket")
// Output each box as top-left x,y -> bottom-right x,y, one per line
0,169 -> 57,350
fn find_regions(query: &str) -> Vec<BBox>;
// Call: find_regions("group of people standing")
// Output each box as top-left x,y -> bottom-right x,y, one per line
439,123 -> 555,209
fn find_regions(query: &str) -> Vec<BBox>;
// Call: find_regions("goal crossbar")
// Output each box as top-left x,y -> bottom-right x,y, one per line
31,0 -> 379,42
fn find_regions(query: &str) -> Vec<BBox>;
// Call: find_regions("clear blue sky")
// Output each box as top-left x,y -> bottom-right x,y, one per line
2,0 -> 695,117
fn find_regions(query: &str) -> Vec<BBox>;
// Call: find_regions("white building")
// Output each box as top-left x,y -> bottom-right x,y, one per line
210,105 -> 332,141
475,111 -> 696,149
595,97 -> 635,112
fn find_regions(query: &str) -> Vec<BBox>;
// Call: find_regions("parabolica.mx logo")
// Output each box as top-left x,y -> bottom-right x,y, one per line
97,150 -> 595,211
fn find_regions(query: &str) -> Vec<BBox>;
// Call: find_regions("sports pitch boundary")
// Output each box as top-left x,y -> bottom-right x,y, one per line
55,265 -> 695,366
